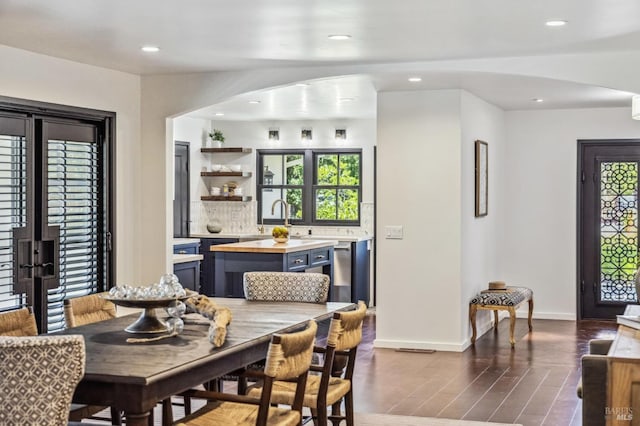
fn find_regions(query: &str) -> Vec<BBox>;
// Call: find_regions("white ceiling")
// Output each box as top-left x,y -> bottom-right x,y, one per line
1,0 -> 639,119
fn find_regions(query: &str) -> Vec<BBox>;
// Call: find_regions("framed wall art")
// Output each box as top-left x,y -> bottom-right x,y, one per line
475,140 -> 488,217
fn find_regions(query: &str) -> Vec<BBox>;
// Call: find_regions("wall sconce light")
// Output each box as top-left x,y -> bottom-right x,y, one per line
301,128 -> 312,141
263,166 -> 274,191
633,95 -> 640,120
335,129 -> 347,140
268,129 -> 279,141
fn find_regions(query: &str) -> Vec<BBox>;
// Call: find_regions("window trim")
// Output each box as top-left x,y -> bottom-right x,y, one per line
257,148 -> 362,226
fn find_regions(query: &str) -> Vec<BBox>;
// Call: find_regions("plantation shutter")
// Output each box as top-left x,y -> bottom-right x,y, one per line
46,136 -> 100,332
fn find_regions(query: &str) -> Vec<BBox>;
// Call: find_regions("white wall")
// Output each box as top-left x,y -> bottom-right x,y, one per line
375,89 -> 464,351
460,91 -> 506,339
0,44 -> 142,285
503,107 -> 640,320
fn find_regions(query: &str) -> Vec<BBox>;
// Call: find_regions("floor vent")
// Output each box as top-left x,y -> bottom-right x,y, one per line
395,348 -> 436,354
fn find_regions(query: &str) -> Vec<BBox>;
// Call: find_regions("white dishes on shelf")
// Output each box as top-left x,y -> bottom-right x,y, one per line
229,164 -> 242,172
211,164 -> 222,172
210,186 -> 221,196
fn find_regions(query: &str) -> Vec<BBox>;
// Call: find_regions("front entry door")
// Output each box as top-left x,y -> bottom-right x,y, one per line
579,140 -> 640,319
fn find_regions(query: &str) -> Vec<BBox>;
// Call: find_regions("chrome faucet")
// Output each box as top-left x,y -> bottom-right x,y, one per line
271,199 -> 290,227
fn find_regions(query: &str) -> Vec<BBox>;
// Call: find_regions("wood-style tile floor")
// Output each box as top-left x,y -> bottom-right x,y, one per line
88,312 -> 618,426
352,313 -> 618,426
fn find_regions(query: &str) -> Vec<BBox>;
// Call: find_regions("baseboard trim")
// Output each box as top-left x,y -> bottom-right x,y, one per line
515,310 -> 575,321
374,338 -> 468,352
374,311 -> 575,353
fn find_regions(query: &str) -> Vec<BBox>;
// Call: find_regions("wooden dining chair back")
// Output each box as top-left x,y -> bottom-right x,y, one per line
247,301 -> 368,426
64,292 -> 116,328
0,335 -> 85,426
176,320 -> 318,426
243,271 -> 329,303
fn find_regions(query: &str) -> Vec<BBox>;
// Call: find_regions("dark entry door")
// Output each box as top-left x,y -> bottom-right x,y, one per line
0,108 -> 111,333
579,140 -> 640,319
173,141 -> 190,237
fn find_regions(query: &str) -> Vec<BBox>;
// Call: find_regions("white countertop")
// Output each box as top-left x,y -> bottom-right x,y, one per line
209,239 -> 338,254
190,233 -> 372,243
173,238 -> 201,245
172,253 -> 203,264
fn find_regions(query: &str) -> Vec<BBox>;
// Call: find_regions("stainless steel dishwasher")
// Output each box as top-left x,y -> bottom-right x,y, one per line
333,241 -> 352,302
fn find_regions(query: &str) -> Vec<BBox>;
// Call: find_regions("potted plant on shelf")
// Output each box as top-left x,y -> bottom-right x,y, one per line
208,129 -> 225,148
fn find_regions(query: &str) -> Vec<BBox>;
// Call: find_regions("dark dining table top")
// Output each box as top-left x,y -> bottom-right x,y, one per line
57,298 -> 355,388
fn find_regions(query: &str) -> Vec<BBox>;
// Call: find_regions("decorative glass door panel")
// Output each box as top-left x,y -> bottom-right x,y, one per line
579,142 -> 640,319
599,162 -> 638,302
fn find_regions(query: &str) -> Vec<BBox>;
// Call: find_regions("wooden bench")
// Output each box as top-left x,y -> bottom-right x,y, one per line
469,286 -> 533,347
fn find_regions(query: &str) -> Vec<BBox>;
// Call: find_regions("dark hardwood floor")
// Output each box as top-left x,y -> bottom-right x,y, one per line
352,312 -> 618,426
87,311 -> 617,425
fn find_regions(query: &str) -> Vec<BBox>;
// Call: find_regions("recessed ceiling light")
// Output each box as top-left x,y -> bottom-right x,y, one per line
141,46 -> 160,53
408,77 -> 422,82
214,112 -> 225,116
328,34 -> 351,40
533,98 -> 544,103
248,100 -> 261,104
339,97 -> 355,102
295,83 -> 310,87
545,20 -> 567,27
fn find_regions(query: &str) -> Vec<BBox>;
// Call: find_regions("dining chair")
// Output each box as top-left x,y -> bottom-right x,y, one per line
175,319 -> 318,426
64,293 -> 122,425
0,306 -> 39,336
64,292 -> 117,327
0,334 -> 85,426
243,271 -> 330,303
246,301 -> 367,426
174,272 -> 330,422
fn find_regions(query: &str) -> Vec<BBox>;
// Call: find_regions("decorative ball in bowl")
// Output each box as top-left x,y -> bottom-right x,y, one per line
207,224 -> 222,233
272,226 -> 289,243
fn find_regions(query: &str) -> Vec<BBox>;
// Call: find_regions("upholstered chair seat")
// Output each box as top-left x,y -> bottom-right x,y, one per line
577,339 -> 613,426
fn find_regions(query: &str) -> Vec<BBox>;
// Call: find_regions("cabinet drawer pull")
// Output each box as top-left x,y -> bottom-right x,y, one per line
178,250 -> 187,254
294,259 -> 304,264
315,255 -> 325,259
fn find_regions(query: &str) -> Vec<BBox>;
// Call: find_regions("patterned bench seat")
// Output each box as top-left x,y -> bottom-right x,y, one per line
469,286 -> 534,348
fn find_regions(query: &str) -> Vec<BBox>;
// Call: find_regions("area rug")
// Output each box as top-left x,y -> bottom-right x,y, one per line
355,413 -> 522,426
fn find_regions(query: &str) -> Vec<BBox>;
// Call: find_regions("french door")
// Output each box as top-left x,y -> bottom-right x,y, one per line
578,140 -> 640,319
0,99 -> 113,333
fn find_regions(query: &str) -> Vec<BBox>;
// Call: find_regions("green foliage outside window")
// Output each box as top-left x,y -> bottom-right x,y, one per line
258,149 -> 361,225
315,153 -> 360,221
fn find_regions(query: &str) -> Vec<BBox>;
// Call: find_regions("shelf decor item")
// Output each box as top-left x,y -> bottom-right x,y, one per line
475,140 -> 488,217
208,129 -> 225,148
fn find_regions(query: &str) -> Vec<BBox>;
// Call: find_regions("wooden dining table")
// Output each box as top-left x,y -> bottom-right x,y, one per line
57,298 -> 356,426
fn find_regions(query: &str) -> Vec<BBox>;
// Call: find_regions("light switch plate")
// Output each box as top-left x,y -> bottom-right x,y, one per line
384,225 -> 403,239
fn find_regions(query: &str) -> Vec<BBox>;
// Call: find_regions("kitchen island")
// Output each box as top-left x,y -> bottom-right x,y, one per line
210,239 -> 336,298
